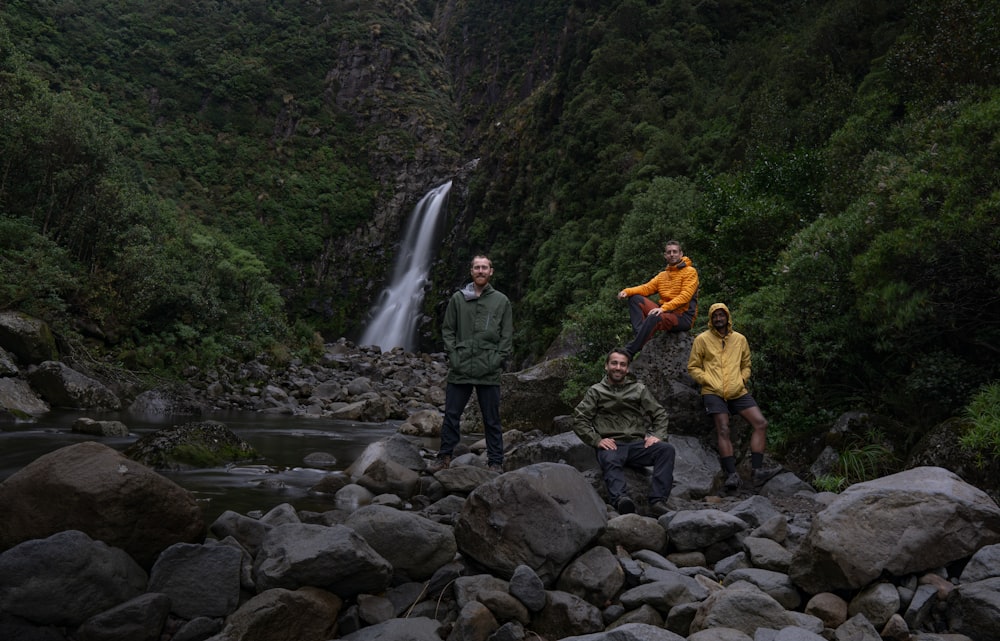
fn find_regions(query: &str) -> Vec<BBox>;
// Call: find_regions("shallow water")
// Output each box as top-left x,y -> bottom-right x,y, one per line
0,410 -> 422,522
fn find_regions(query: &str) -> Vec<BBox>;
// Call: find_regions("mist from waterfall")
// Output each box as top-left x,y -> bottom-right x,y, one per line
360,181 -> 453,352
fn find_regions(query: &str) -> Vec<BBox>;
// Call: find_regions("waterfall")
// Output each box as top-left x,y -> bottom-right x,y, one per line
360,181 -> 453,352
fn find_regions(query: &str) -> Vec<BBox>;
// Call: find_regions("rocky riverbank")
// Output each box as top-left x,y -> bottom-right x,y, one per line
2,425 -> 1000,641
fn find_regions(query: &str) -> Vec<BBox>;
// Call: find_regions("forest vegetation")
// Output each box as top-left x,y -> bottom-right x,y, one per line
1,0 -> 998,465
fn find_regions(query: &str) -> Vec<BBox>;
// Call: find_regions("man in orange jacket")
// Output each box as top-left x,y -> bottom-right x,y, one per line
617,240 -> 698,358
688,303 -> 780,490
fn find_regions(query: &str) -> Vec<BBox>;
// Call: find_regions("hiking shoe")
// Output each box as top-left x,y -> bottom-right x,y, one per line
427,455 -> 451,474
615,496 -> 636,515
488,463 -> 503,473
752,465 -> 782,487
648,499 -> 671,517
724,472 -> 742,490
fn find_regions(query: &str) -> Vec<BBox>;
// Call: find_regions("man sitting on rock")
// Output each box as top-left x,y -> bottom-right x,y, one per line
572,348 -> 676,517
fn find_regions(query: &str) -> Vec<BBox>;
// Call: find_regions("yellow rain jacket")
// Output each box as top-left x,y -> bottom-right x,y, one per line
621,256 -> 699,320
687,303 -> 751,400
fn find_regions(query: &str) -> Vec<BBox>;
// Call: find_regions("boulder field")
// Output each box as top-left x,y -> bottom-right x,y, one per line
2,429 -> 1000,641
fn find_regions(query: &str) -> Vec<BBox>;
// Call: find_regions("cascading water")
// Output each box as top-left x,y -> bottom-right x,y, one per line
360,181 -> 453,351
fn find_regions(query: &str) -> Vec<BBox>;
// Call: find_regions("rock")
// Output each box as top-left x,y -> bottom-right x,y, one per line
0,311 -> 58,365
958,542 -> 1000,583
499,358 -> 576,434
128,387 -> 205,415
805,592 -> 849,628
344,505 -> 457,581
147,542 -> 243,619
398,408 -> 442,436
560,622 -> 686,640
454,462 -> 607,585
71,417 -> 130,437
0,376 -> 49,417
946,576 -> 1000,640
27,360 -> 120,409
847,581 -> 900,630
339,616 -> 442,641
75,593 -> 170,641
0,441 -> 205,566
0,530 -> 147,627
666,509 -> 749,551
253,523 -> 393,598
689,582 -> 796,636
557,546 -> 626,608
790,467 -> 1000,593
626,332 -> 705,431
124,420 -> 258,470
509,565 -> 547,612
530,590 -> 604,638
206,587 -> 341,641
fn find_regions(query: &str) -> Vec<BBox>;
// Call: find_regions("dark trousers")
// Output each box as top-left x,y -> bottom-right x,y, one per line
625,295 -> 692,354
597,439 -> 676,502
440,383 -> 503,465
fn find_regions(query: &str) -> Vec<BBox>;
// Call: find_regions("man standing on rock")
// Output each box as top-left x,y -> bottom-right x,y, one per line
573,348 -> 676,517
688,302 -> 779,490
430,255 -> 513,474
617,240 -> 699,359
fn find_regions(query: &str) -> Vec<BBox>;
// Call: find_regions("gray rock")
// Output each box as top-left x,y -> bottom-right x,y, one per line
253,523 -> 392,597
619,573 -> 709,613
804,592 -> 848,629
148,542 -> 242,619
71,417 -> 130,437
0,441 -> 205,567
357,593 -> 395,625
723,569 -> 800,610
454,463 -> 606,585
560,622 -> 685,641
0,377 -> 49,416
0,530 -> 147,627
345,505 -> 457,581
667,509 -> 749,551
210,510 -> 272,556
509,564 -> 547,612
339,616 -> 443,641
172,616 -> 224,641
452,600 -> 500,641
946,576 -> 1000,640
75,593 -> 170,641
0,311 -> 58,364
530,590 -> 604,639
773,627 -> 826,641
206,587 -> 341,641
791,467 -> 1000,593
958,542 -> 1000,583
833,613 -> 881,641
124,420 -> 258,470
689,582 -> 796,636
903,584 -> 938,630
598,513 -> 667,553
743,536 -> 792,573
557,546 -> 626,608
28,360 -> 120,409
848,582 -> 900,630
687,627 -> 753,640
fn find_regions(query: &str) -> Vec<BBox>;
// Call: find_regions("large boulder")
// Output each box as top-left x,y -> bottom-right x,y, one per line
0,441 -> 206,567
627,331 -> 705,432
0,311 -> 58,365
27,361 -> 121,410
500,358 -> 576,434
791,466 -> 1000,593
0,529 -> 147,627
454,462 -> 607,585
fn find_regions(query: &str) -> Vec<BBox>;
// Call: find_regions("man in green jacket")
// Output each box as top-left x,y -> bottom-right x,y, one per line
573,348 -> 676,517
431,255 -> 513,473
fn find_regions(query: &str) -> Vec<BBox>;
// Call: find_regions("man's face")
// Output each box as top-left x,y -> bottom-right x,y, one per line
605,353 -> 630,383
470,258 -> 493,287
664,244 -> 683,266
711,309 -> 729,330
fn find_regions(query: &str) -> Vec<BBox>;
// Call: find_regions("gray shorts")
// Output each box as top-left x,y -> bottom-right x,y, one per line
703,393 -> 758,416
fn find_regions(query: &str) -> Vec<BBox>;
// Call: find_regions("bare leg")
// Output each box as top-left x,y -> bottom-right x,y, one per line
739,406 -> 769,454
714,413 -> 733,457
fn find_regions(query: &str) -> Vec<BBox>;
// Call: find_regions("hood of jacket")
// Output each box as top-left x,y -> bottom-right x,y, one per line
707,302 -> 733,337
460,282 -> 494,301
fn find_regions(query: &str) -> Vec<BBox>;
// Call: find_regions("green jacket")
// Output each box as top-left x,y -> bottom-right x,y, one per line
443,283 -> 513,385
572,374 -> 670,447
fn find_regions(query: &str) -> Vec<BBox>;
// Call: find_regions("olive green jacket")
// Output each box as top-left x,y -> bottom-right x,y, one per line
443,283 -> 513,385
572,374 -> 670,447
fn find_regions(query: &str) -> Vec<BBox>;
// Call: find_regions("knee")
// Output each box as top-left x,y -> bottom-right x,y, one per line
752,418 -> 769,433
654,441 -> 676,459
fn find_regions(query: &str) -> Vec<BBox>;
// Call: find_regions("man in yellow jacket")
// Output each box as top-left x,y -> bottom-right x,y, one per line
617,240 -> 698,358
688,303 -> 779,490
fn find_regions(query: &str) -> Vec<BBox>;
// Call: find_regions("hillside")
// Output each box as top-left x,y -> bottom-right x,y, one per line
1,0 -> 998,456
